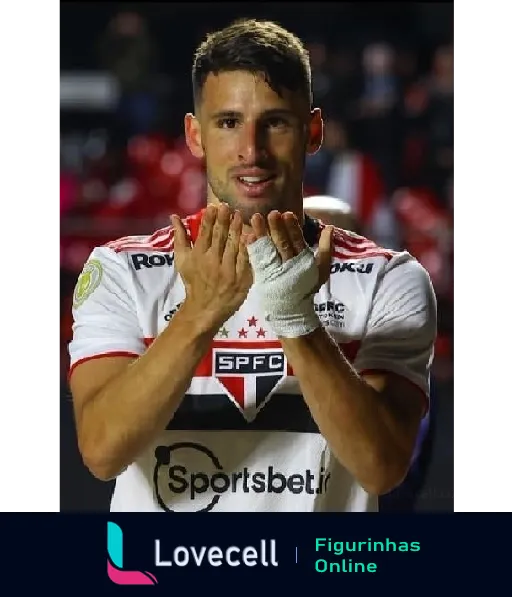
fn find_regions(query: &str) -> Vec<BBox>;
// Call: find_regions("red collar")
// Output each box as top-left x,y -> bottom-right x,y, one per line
185,208 -> 206,243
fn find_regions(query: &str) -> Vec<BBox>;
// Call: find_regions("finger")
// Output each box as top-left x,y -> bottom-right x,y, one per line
250,213 -> 268,239
222,210 -> 243,267
236,238 -> 252,281
244,232 -> 258,246
267,211 -> 295,262
282,212 -> 307,254
315,225 -> 334,288
171,214 -> 191,255
210,203 -> 232,258
195,204 -> 217,252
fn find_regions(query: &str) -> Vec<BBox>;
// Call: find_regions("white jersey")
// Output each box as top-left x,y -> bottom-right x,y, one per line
68,209 -> 436,513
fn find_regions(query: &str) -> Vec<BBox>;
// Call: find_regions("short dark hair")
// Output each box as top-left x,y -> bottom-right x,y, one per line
192,18 -> 312,108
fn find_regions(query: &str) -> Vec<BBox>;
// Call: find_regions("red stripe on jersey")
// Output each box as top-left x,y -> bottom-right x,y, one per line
67,339 -> 362,383
333,249 -> 394,261
68,351 -> 140,380
216,377 -> 245,409
106,210 -> 205,253
333,237 -> 378,250
320,223 -> 369,245
321,225 -> 395,260
143,337 -> 361,376
333,230 -> 372,246
106,226 -> 172,247
340,340 -> 361,363
106,226 -> 176,253
185,208 -> 207,243
332,234 -> 377,251
144,338 -> 285,376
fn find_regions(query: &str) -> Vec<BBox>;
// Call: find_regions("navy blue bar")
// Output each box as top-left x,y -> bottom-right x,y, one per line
2,514 -> 509,592
167,393 -> 319,432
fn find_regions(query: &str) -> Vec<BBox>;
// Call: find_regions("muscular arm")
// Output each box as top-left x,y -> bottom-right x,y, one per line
70,301 -> 215,481
69,205 -> 251,482
244,211 -> 436,496
280,251 -> 436,495
280,328 -> 425,495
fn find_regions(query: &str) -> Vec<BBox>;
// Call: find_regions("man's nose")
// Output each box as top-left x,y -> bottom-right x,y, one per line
237,122 -> 267,162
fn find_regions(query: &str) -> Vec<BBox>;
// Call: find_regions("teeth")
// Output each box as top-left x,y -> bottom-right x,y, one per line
239,176 -> 269,183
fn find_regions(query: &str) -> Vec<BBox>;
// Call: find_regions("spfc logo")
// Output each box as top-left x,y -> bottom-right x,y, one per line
212,347 -> 287,422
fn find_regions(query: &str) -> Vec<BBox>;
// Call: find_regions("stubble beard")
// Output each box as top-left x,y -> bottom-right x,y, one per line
206,173 -> 288,226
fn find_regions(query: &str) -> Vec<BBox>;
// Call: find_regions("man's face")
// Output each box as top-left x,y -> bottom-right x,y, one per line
185,70 -> 322,224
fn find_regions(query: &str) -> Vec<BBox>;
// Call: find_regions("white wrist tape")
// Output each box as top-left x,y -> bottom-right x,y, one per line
246,237 -> 321,338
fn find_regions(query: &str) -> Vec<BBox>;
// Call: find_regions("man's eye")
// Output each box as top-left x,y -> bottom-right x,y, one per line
218,118 -> 238,129
266,117 -> 289,129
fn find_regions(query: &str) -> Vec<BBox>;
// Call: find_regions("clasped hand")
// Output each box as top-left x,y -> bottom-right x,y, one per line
171,205 -> 333,338
245,210 -> 333,338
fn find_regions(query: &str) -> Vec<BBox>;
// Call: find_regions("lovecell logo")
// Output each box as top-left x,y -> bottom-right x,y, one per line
107,522 -> 158,585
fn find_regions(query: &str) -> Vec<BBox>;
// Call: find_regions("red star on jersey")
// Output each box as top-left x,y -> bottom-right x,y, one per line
248,316 -> 258,327
256,327 -> 266,338
238,328 -> 248,338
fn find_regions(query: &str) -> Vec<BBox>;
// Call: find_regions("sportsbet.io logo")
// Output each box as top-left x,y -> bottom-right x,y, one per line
154,443 -> 223,512
73,259 -> 103,308
153,442 -> 331,513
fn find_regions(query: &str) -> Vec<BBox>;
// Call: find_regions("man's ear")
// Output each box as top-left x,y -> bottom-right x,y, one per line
184,113 -> 204,159
306,108 -> 323,155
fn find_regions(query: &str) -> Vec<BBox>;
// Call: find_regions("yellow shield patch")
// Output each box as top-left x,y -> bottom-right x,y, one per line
73,259 -> 103,308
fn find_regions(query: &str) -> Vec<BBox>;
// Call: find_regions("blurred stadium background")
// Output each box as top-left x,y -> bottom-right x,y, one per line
60,2 -> 453,511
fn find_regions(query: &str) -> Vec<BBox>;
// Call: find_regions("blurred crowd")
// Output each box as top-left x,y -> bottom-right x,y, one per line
60,9 -> 453,384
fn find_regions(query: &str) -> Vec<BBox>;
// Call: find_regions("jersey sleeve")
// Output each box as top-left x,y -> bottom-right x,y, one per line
68,246 -> 145,377
353,254 -> 437,413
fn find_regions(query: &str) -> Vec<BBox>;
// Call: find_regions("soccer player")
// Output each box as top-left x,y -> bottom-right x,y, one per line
68,19 -> 437,512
